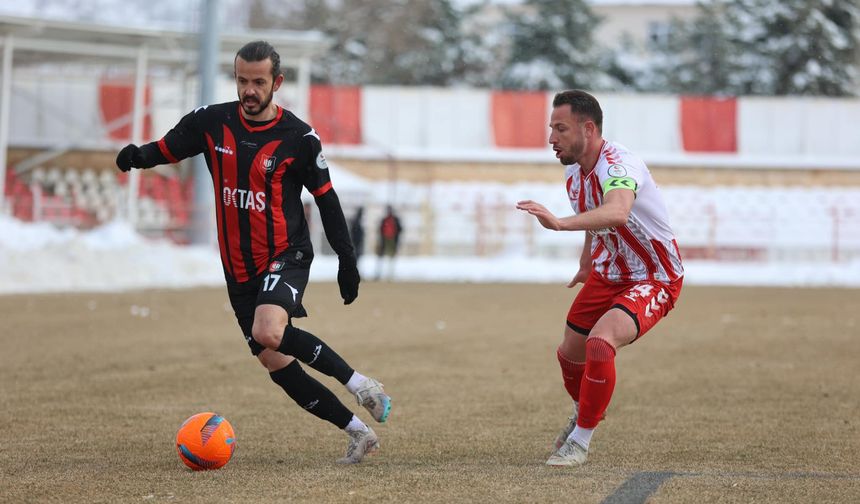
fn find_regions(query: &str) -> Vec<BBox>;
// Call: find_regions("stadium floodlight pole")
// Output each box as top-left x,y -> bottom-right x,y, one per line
127,44 -> 148,227
0,35 -> 14,216
191,0 -> 220,245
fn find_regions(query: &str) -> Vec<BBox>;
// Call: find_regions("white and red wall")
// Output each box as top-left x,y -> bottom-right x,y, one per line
308,85 -> 860,161
8,75 -> 860,163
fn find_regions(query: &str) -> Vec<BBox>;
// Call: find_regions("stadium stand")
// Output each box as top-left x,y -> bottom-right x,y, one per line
4,166 -> 192,239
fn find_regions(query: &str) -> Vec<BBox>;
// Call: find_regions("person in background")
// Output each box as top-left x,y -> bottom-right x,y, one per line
375,205 -> 403,281
349,206 -> 366,263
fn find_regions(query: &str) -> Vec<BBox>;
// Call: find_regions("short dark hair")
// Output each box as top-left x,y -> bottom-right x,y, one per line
235,40 -> 282,79
552,90 -> 603,133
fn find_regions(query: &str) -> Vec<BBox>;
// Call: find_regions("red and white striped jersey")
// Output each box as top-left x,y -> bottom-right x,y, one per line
565,140 -> 684,283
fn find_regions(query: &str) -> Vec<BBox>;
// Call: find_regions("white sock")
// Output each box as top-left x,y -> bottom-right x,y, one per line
345,371 -> 368,394
345,415 -> 367,433
568,425 -> 594,451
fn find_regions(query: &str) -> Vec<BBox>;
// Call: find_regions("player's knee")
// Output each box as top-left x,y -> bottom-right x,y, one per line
559,335 -> 586,361
588,327 -> 631,350
251,319 -> 286,350
585,337 -> 616,362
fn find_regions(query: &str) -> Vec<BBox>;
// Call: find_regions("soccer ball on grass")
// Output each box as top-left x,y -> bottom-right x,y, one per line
175,412 -> 236,470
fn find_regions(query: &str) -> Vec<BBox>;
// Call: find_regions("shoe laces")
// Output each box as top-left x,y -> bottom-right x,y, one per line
558,439 -> 586,457
356,380 -> 384,402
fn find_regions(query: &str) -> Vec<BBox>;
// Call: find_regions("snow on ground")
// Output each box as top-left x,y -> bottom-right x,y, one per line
1,216 -> 858,295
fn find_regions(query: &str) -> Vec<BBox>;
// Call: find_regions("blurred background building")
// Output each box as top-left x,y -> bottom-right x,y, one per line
592,1 -> 697,51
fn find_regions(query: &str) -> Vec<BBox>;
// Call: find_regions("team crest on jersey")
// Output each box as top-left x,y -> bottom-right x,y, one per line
269,261 -> 285,273
316,152 -> 329,170
608,164 -> 627,177
262,155 -> 278,172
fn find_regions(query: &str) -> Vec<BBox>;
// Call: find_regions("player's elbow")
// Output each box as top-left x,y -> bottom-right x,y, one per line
607,206 -> 630,227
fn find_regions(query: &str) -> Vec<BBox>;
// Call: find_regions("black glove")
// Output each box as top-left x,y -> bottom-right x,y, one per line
337,256 -> 360,305
116,144 -> 141,172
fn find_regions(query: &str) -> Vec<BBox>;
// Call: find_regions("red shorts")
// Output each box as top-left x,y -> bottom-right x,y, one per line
566,270 -> 683,341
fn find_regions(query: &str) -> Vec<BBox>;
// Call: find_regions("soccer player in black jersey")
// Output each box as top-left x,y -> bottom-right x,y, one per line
115,40 -> 391,464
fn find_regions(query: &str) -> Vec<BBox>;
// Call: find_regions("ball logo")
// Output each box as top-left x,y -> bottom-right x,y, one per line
222,186 -> 266,212
261,155 -> 278,173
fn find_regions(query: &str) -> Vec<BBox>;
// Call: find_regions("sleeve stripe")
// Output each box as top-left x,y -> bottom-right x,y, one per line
157,138 -> 179,164
311,181 -> 333,197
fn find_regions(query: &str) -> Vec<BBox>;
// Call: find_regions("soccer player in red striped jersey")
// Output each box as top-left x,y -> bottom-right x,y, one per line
517,90 -> 684,467
116,41 -> 391,464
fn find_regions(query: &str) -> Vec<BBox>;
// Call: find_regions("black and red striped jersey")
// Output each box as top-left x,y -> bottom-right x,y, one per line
146,101 -> 342,283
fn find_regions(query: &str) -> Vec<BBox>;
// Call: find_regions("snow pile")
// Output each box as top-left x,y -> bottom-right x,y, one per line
2,215 -> 860,294
0,217 -> 224,294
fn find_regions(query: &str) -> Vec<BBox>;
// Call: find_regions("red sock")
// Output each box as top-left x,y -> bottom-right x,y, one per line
557,348 -> 585,402
577,338 -> 616,429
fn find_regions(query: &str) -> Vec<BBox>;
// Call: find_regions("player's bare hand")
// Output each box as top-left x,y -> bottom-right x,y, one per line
566,268 -> 590,288
516,200 -> 560,231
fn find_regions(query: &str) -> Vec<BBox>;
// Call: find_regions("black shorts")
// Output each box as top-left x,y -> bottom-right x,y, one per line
226,249 -> 312,356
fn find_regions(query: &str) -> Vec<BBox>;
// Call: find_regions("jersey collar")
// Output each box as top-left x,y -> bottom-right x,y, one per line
238,104 -> 283,132
579,140 -> 607,177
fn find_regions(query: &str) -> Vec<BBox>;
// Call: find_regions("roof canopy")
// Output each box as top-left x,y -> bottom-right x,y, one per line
0,13 -> 330,220
0,14 -> 329,68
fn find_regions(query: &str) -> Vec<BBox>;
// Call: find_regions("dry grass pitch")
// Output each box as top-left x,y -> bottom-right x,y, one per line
1,282 -> 858,503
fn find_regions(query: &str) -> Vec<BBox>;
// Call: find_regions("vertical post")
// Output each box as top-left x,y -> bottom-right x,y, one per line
294,56 -> 311,121
32,183 -> 42,221
127,45 -> 148,226
525,210 -> 535,258
831,206 -> 840,263
421,186 -> 434,255
0,36 -> 14,215
706,202 -> 716,260
386,154 -> 397,206
191,0 -> 220,245
475,194 -> 485,256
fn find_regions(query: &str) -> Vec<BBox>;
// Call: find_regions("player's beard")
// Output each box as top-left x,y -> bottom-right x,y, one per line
241,87 -> 274,118
559,130 -> 587,165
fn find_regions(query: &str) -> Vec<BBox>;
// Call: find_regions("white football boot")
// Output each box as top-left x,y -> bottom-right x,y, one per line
337,426 -> 379,464
354,378 -> 392,423
552,402 -> 579,451
546,438 -> 589,467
